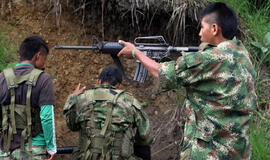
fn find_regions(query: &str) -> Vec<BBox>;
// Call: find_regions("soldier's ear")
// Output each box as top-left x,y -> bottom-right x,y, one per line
115,83 -> 121,89
211,23 -> 222,37
211,23 -> 218,36
32,52 -> 40,61
97,79 -> 101,84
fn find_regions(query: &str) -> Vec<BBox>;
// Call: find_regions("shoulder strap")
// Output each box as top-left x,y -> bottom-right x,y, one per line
3,68 -> 18,89
26,68 -> 43,86
112,90 -> 124,104
3,68 -> 43,88
24,68 -> 43,152
25,68 -> 43,129
100,90 -> 124,136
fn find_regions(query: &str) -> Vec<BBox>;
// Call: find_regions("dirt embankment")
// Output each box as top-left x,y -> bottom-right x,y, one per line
1,1 -> 194,159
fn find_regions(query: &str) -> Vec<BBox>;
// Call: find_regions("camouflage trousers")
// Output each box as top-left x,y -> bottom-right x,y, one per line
0,145 -> 47,160
180,137 -> 252,160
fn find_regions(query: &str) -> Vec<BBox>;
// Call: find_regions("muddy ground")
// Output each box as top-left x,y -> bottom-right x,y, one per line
0,1 -> 200,159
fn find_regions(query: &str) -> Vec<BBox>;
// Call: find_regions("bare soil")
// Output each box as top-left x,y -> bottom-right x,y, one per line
0,1 -> 193,159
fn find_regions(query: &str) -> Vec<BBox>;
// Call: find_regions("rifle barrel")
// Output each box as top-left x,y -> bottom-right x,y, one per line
55,46 -> 98,50
187,46 -> 199,52
57,146 -> 76,154
171,46 -> 199,52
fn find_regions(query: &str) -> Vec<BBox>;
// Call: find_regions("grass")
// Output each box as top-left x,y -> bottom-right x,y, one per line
250,111 -> 270,160
210,0 -> 270,159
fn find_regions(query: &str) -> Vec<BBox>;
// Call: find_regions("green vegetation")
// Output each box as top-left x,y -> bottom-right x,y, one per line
0,23 -> 19,72
251,32 -> 270,71
250,112 -> 270,160
210,0 -> 270,159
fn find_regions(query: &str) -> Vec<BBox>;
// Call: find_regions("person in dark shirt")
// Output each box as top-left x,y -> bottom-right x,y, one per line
0,35 -> 57,160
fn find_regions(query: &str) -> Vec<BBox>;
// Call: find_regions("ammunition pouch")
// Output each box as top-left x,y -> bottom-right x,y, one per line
81,127 -> 136,160
121,128 -> 135,158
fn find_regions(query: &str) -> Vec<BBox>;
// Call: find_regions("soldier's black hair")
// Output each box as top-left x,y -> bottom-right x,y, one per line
19,35 -> 49,61
99,66 -> 123,86
201,2 -> 238,40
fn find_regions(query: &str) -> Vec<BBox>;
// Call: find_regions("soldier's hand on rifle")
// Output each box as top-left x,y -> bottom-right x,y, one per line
73,83 -> 86,95
118,40 -> 137,59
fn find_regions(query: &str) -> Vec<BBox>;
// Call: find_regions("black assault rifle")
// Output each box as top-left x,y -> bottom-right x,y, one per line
57,145 -> 151,160
55,36 -> 199,83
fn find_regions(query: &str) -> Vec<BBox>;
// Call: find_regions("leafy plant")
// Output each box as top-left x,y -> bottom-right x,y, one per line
251,32 -> 270,107
251,32 -> 270,68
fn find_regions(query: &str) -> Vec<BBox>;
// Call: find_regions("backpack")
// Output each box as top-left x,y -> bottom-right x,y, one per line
78,88 -> 139,160
2,68 -> 43,153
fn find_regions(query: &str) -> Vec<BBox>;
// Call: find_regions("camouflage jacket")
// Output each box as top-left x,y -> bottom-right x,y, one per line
63,84 -> 152,159
159,39 -> 257,158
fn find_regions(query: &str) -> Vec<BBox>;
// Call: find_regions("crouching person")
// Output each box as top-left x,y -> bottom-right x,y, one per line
63,66 -> 153,160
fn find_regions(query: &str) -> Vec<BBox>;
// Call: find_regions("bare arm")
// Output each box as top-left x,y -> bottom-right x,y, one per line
117,40 -> 160,78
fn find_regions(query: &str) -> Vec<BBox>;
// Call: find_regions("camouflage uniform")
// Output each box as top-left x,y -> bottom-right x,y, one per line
63,84 -> 152,160
159,39 -> 257,159
0,145 -> 47,160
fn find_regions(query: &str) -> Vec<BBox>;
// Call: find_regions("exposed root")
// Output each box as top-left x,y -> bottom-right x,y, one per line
152,104 -> 186,159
